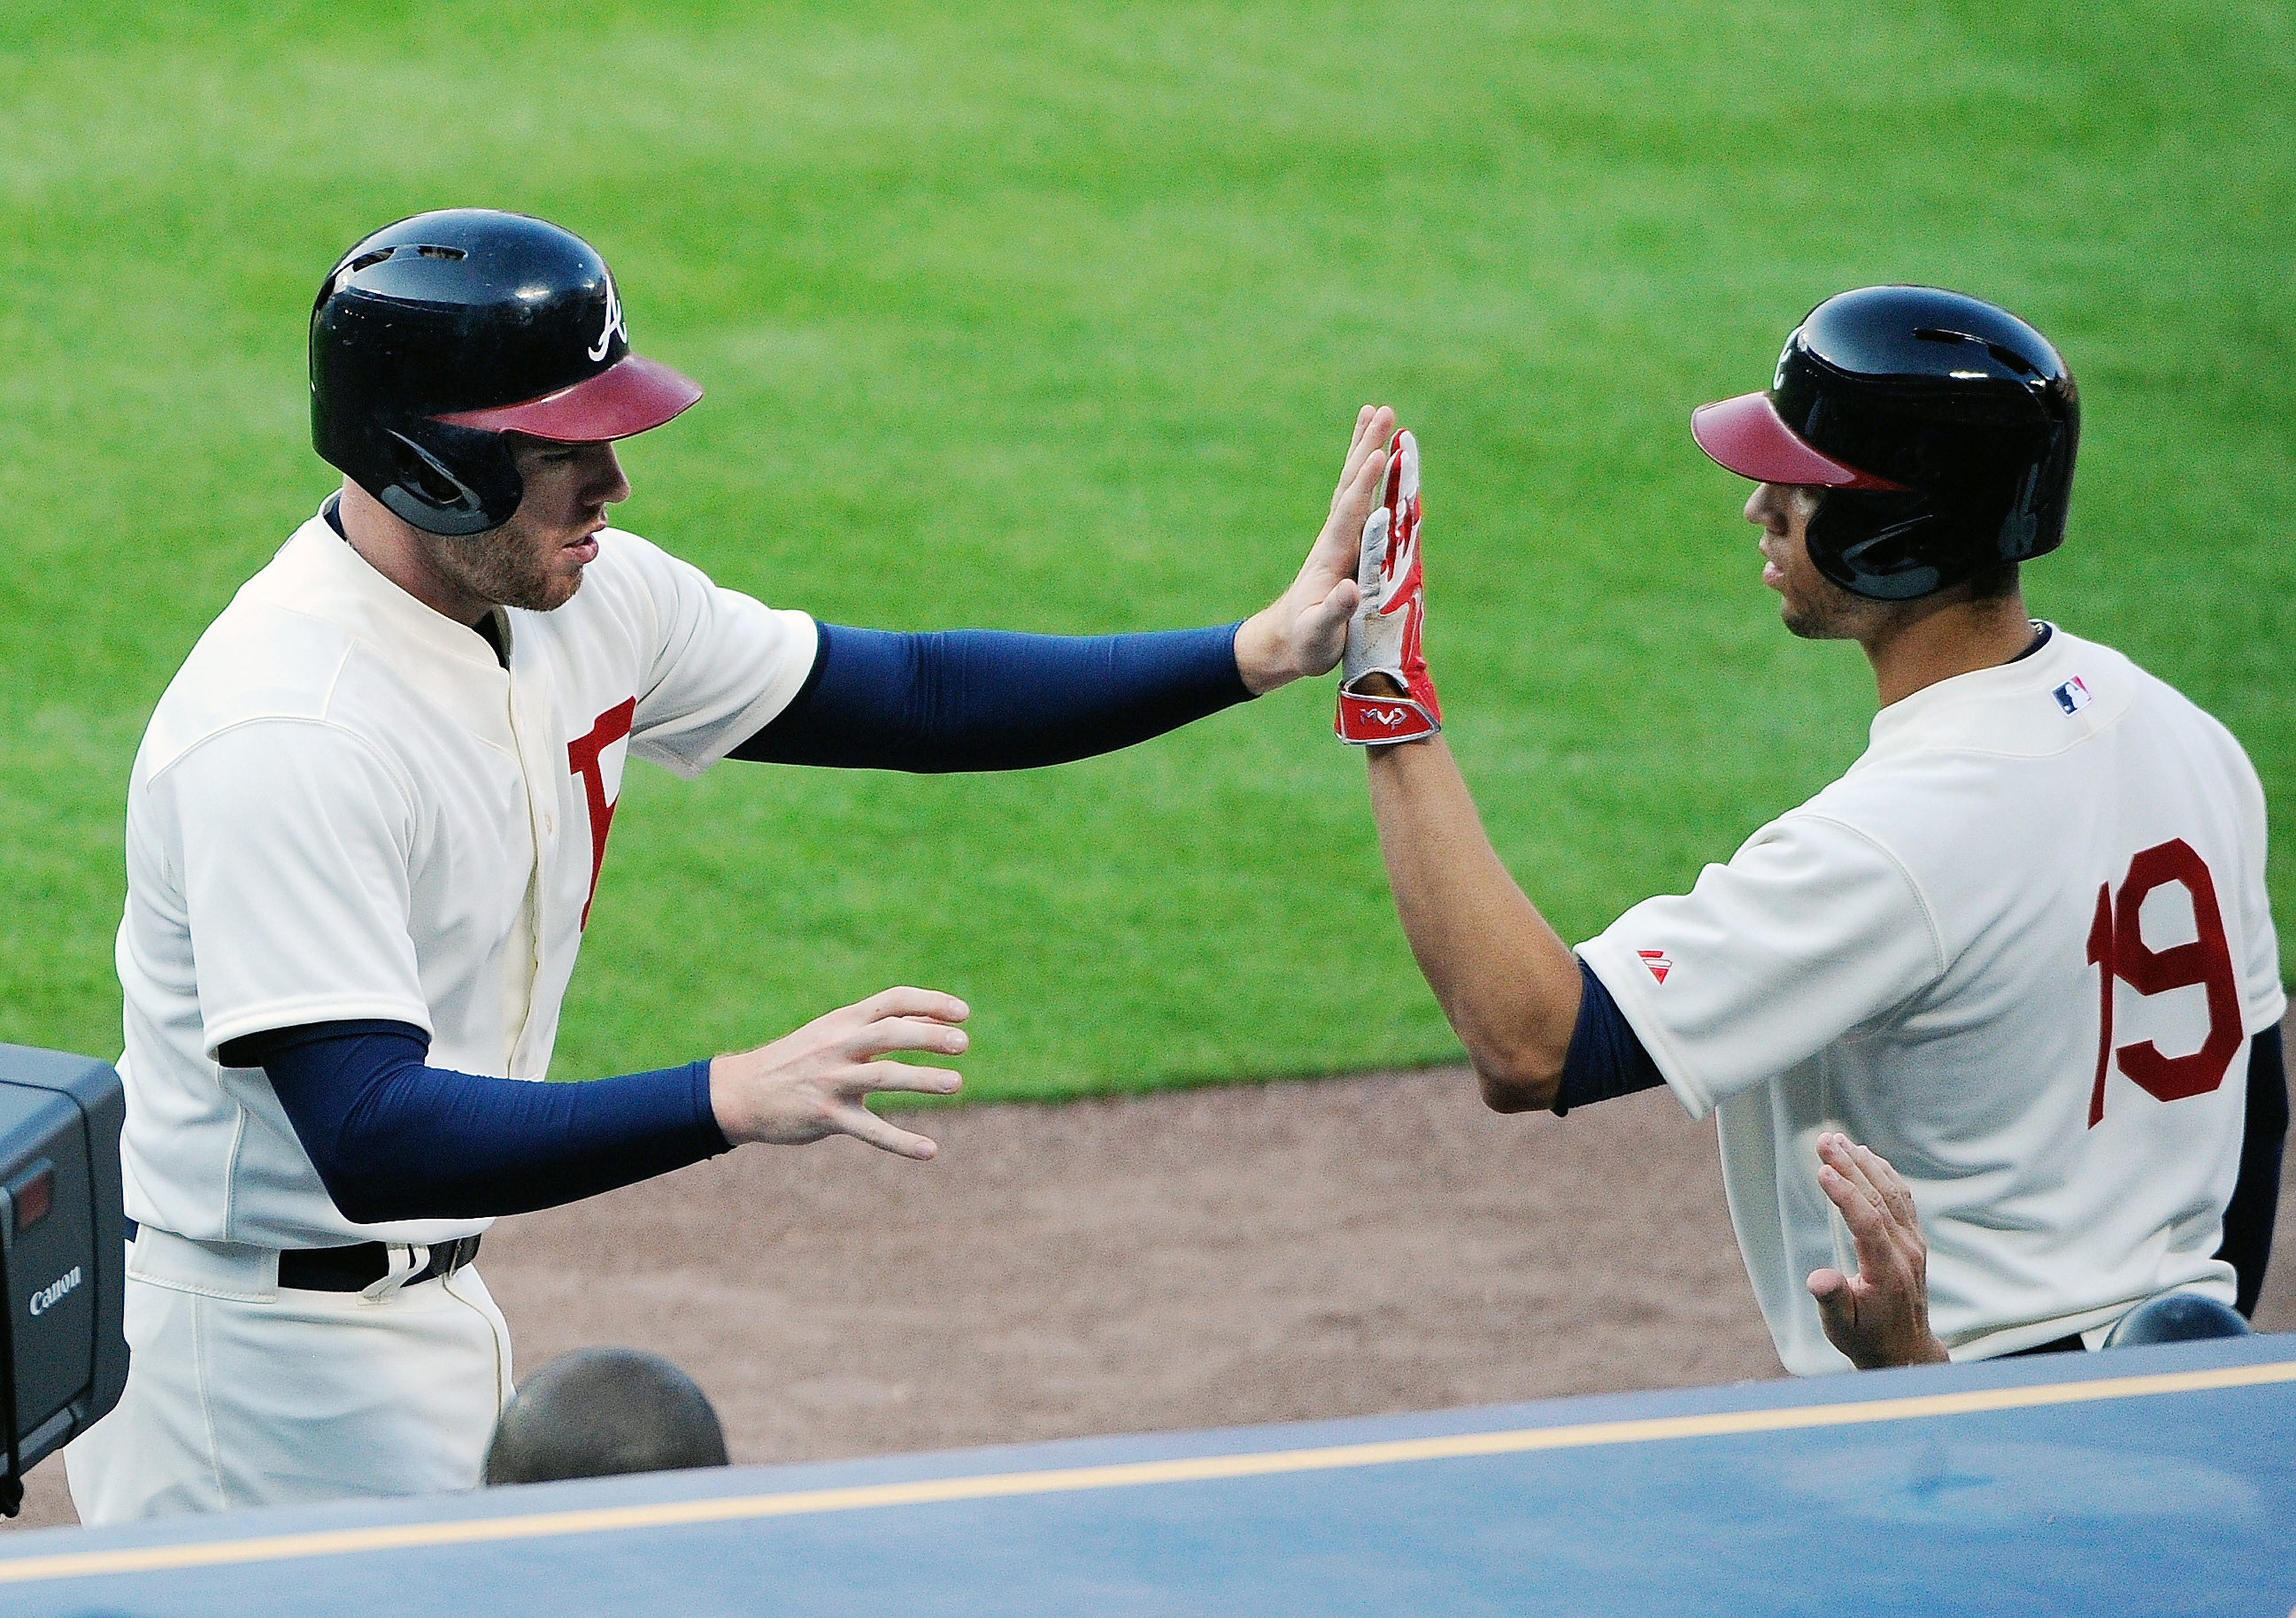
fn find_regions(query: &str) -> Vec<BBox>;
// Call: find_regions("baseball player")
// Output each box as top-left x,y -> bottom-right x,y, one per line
1341,286 -> 2284,1373
67,208 -> 1399,1522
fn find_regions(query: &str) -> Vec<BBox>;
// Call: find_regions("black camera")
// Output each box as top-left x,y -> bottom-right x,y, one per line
0,1044 -> 128,1516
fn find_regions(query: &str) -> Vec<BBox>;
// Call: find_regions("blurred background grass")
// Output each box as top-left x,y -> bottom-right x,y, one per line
0,0 -> 2287,1098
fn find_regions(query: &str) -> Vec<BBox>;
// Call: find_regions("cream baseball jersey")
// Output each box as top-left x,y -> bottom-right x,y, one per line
1578,627 -> 2282,1375
114,509 -> 815,1249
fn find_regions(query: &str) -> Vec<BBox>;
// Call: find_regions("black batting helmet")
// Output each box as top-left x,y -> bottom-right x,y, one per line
1691,286 -> 2078,600
311,210 -> 701,536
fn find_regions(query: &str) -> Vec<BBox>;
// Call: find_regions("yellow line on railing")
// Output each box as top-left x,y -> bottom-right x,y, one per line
6,1358 -> 2290,1587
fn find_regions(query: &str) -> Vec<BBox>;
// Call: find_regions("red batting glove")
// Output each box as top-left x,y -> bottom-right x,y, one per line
1336,428 -> 1440,744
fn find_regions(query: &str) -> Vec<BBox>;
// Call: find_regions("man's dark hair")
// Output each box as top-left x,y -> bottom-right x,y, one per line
1961,560 -> 2021,603
482,1347 -> 729,1486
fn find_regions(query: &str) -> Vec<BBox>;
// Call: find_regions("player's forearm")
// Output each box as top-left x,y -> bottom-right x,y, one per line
251,1022 -> 728,1221
734,623 -> 1252,772
1366,737 -> 1581,1110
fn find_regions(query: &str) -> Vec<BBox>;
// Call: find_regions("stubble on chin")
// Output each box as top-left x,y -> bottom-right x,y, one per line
1780,597 -> 1851,641
1779,569 -> 1893,643
430,531 -> 584,615
508,565 -> 584,614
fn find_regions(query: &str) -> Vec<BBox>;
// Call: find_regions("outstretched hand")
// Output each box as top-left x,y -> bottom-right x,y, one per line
709,987 -> 968,1160
1231,404 -> 1397,695
1806,1132 -> 1952,1369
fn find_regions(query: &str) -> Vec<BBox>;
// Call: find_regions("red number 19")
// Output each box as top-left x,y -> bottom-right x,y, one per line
2084,837 -> 2244,1127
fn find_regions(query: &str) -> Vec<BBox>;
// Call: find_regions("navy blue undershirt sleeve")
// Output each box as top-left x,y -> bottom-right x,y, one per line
2218,1025 -> 2286,1317
731,621 -> 1252,772
1552,959 -> 1667,1116
221,1021 -> 729,1224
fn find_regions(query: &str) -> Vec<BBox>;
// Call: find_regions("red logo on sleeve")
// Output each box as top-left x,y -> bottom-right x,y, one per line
1637,950 -> 1672,984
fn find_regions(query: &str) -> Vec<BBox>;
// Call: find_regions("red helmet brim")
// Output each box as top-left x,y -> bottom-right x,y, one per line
434,353 -> 702,442
1690,391 -> 1907,490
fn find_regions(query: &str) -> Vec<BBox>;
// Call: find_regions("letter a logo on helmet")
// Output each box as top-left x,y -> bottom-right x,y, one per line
588,275 -> 628,365
311,210 -> 701,536
1690,286 -> 2079,601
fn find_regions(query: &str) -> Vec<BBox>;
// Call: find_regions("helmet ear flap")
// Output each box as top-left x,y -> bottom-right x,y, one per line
376,422 -> 523,536
1807,488 -> 1951,600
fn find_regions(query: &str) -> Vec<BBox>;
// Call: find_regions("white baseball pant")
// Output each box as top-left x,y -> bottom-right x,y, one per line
64,1226 -> 513,1523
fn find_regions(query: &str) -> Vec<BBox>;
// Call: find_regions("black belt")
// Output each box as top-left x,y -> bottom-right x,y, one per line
125,1221 -> 482,1293
280,1235 -> 482,1291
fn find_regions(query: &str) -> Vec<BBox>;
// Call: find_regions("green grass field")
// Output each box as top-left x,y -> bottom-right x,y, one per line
1,0 -> 2288,1098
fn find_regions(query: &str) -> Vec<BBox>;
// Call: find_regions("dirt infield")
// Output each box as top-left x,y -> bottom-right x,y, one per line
12,1048 -> 2295,1530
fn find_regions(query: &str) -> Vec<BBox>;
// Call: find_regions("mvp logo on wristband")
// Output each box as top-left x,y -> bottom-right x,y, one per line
1336,428 -> 1441,746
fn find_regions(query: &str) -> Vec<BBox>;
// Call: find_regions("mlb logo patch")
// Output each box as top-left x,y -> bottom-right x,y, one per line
1637,950 -> 1672,984
2053,676 -> 2092,715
